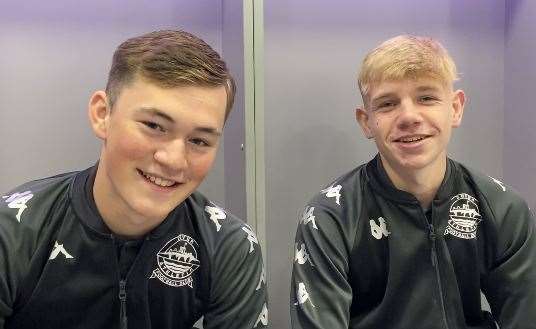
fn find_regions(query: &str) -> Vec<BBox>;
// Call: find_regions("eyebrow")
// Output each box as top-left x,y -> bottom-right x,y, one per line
370,93 -> 396,104
371,86 -> 442,102
137,107 -> 222,136
137,107 -> 175,123
415,85 -> 441,93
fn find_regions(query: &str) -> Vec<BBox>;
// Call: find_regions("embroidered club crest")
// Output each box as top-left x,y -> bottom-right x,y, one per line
445,193 -> 482,239
150,234 -> 200,288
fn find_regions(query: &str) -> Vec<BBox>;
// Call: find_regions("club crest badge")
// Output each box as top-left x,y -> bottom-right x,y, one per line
150,234 -> 200,288
445,193 -> 482,239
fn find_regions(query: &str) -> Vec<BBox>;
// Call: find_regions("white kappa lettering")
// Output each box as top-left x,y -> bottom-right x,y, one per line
254,303 -> 269,327
294,243 -> 313,266
49,241 -> 74,260
205,205 -> 226,232
294,282 -> 315,307
2,191 -> 34,222
242,224 -> 259,253
320,184 -> 342,205
488,176 -> 506,192
256,265 -> 266,291
301,206 -> 317,229
370,217 -> 390,240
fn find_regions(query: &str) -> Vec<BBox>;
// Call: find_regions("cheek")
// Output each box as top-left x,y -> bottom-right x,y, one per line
108,127 -> 153,162
189,151 -> 218,178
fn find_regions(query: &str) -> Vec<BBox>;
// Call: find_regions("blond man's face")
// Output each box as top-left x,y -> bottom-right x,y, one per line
356,78 -> 465,175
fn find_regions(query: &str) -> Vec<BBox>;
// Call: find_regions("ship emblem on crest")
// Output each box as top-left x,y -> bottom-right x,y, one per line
445,193 -> 482,240
150,234 -> 200,288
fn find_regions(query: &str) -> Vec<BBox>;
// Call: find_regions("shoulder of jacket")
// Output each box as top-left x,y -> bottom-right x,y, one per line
297,164 -> 367,252
1,172 -> 75,228
308,165 -> 366,211
456,162 -> 529,220
186,192 -> 257,255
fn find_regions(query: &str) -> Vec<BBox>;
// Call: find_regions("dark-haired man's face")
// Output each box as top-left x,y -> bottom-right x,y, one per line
90,78 -> 227,236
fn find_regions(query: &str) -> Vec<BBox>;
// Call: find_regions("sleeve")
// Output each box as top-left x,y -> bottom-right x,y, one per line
0,219 -> 14,329
0,206 -> 30,329
203,223 -> 268,329
482,197 -> 536,329
290,204 -> 353,329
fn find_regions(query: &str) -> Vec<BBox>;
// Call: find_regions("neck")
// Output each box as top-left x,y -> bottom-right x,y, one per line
380,154 -> 447,209
93,162 -> 153,239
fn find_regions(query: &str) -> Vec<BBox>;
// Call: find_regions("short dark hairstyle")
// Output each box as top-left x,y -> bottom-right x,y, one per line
105,30 -> 235,120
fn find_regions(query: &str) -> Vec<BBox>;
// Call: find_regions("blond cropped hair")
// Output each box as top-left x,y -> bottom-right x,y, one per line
358,35 -> 458,105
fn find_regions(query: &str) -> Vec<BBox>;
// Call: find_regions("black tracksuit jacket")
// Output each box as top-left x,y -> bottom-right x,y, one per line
291,156 -> 536,329
0,166 -> 268,329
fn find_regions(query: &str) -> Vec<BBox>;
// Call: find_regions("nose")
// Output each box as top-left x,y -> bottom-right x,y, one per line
396,99 -> 422,130
153,139 -> 188,172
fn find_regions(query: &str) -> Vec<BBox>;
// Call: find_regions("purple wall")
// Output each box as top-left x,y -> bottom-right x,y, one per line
504,0 -> 536,210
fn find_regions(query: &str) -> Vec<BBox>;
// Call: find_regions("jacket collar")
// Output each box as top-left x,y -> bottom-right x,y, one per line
365,154 -> 458,205
69,165 -> 183,239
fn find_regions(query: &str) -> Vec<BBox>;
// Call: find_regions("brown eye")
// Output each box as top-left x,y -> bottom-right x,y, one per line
190,138 -> 210,147
142,121 -> 165,132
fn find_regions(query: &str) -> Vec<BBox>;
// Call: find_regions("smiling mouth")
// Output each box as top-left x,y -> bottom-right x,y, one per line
395,135 -> 429,143
137,169 -> 179,188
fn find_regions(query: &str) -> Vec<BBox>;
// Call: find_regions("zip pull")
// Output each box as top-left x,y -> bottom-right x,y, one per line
428,224 -> 438,267
119,280 -> 128,329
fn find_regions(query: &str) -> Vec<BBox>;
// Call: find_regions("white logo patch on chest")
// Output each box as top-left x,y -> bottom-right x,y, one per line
370,216 -> 390,240
445,193 -> 482,240
2,190 -> 33,222
150,234 -> 200,288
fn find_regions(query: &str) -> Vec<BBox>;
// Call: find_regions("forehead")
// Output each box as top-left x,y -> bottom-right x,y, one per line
113,78 -> 228,126
368,77 -> 450,100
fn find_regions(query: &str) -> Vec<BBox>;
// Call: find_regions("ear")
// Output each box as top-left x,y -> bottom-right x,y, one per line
451,89 -> 465,128
355,107 -> 374,139
88,90 -> 111,140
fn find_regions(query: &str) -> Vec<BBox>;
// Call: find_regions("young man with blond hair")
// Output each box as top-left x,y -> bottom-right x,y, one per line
0,30 -> 268,329
291,35 -> 536,328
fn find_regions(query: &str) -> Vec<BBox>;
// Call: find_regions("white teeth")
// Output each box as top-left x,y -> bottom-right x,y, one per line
400,136 -> 424,143
142,172 -> 175,187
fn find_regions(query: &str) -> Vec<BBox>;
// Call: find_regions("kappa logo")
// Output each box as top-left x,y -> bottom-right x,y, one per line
242,224 -> 259,253
205,205 -> 226,232
150,234 -> 200,288
445,193 -> 482,240
370,217 -> 390,240
2,190 -> 33,222
294,243 -> 313,266
294,282 -> 315,307
301,206 -> 317,229
254,303 -> 269,327
488,176 -> 506,192
320,184 -> 342,205
49,241 -> 74,260
256,265 -> 266,291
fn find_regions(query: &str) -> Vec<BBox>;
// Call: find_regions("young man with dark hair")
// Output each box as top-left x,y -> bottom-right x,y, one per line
290,35 -> 536,329
0,30 -> 268,329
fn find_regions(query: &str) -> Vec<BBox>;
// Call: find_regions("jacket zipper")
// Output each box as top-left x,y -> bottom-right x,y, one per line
119,279 -> 128,329
428,223 -> 450,329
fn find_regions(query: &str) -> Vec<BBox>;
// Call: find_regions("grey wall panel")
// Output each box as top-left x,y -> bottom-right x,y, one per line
504,0 -> 536,210
222,0 -> 247,220
264,1 -> 505,327
0,0 -> 226,205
